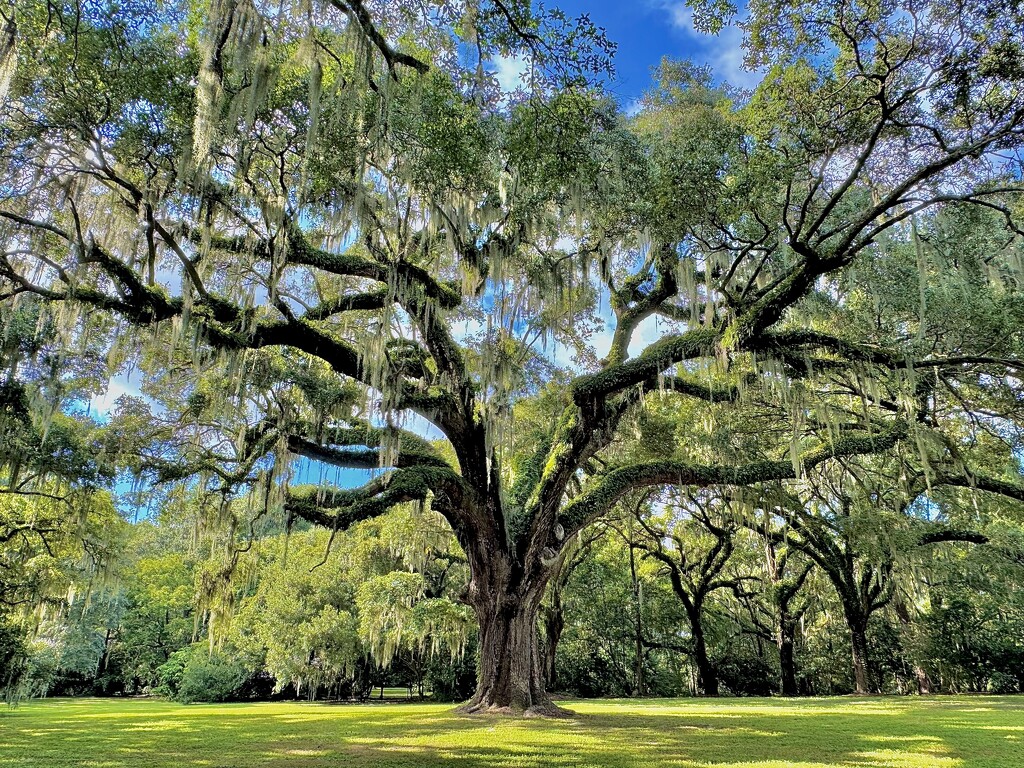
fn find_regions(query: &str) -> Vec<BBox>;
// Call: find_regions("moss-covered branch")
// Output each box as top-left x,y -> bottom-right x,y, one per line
286,465 -> 467,532
928,471 -> 1024,504
641,374 -> 742,403
606,243 -> 680,367
572,329 -> 718,404
326,0 -> 430,78
301,289 -> 392,320
757,330 -> 1024,373
288,233 -> 475,425
287,422 -> 449,470
558,423 -> 910,536
287,233 -> 461,310
917,529 -> 990,546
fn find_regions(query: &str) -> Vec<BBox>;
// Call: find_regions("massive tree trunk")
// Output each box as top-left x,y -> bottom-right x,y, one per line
457,551 -> 567,717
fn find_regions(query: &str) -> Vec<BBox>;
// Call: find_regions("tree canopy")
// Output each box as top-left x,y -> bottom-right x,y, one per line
1,0 -> 1024,713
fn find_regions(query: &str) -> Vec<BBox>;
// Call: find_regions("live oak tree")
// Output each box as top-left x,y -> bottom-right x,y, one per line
4,0 -> 1024,714
0,296 -> 127,699
735,516 -> 814,696
751,458 -> 1024,695
632,491 -> 753,696
0,0 -> 622,714
750,473 -> 953,694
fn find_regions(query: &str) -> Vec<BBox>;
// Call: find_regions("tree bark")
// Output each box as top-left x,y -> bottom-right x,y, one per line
914,666 -> 931,695
777,617 -> 799,696
892,596 -> 931,695
540,599 -> 564,692
458,567 -> 568,717
691,620 -> 718,696
850,625 -> 871,695
628,540 -> 645,696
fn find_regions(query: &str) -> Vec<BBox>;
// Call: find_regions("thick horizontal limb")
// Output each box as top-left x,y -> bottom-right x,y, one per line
928,471 -> 1024,504
918,529 -> 990,546
757,330 -> 1024,373
302,289 -> 391,320
640,374 -> 742,403
558,424 -> 910,536
287,234 -> 461,309
572,329 -> 718,404
287,422 -> 449,470
286,464 -> 467,531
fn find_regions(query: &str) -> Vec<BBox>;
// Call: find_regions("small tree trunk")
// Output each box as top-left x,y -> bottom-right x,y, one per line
892,597 -> 930,695
95,628 -> 113,678
634,629 -> 645,697
914,665 -> 931,694
540,602 -> 564,691
629,543 -> 645,697
850,626 -> 871,695
777,619 -> 799,696
692,623 -> 718,697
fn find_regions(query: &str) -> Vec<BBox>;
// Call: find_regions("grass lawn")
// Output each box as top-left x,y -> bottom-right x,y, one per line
1,696 -> 1022,767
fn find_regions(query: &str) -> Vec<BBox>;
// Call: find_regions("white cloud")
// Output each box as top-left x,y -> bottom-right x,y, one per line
659,3 -> 764,90
628,314 -> 666,358
89,375 -> 142,416
489,53 -> 531,94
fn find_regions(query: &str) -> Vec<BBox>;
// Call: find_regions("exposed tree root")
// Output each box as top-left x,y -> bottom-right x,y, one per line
455,700 -> 575,718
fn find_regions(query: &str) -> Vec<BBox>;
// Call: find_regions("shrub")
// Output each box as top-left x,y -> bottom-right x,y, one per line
424,652 -> 477,702
986,672 -> 1020,694
716,648 -> 777,696
156,643 -> 250,703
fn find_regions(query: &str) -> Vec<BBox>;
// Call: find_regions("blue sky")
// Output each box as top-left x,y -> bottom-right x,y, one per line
492,1 -> 759,103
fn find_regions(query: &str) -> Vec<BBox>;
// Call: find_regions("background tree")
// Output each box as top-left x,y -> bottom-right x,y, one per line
633,491 -> 755,696
738,518 -> 814,695
538,526 -> 600,692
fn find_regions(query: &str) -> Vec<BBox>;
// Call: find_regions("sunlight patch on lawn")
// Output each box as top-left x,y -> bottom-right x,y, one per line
3,696 -> 1023,768
853,749 -> 961,768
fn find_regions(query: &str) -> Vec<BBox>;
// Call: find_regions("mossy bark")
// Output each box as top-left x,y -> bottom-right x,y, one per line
457,556 -> 569,717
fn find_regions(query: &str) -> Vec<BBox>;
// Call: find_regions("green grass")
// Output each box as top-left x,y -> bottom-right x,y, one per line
2,696 -> 1022,767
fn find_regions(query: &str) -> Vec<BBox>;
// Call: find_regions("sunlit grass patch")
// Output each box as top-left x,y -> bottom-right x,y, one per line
1,696 -> 1023,767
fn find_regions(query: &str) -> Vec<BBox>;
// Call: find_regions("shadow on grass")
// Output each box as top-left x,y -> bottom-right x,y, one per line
2,696 -> 1022,767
